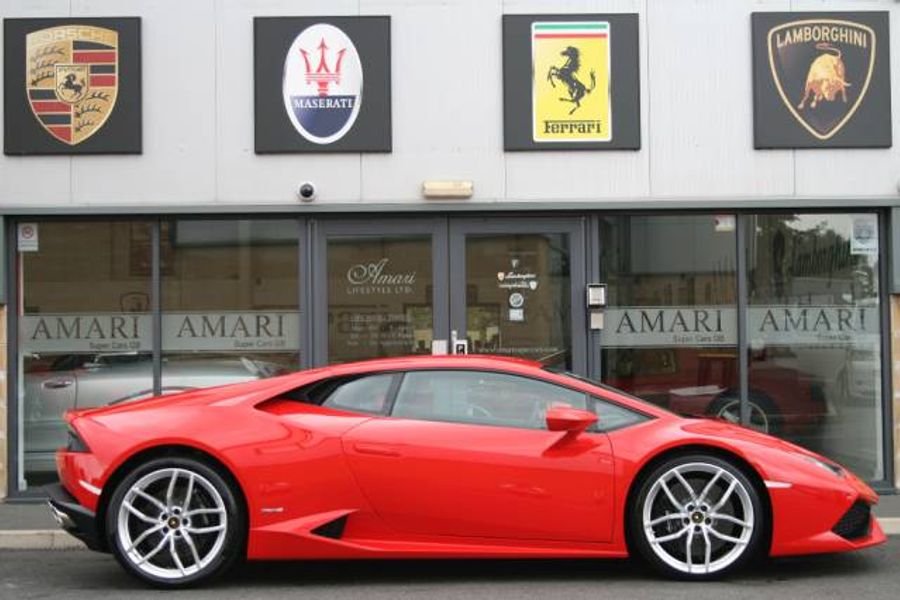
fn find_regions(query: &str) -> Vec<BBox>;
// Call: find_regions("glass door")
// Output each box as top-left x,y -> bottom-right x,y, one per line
448,218 -> 586,373
312,219 -> 449,364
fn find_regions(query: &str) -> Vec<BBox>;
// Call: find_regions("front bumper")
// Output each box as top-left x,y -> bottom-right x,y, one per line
44,483 -> 107,552
768,473 -> 887,557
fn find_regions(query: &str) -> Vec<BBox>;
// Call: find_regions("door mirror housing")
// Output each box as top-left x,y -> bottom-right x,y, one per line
545,406 -> 597,434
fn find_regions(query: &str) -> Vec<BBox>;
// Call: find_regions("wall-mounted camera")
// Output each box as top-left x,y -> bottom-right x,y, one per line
297,182 -> 317,202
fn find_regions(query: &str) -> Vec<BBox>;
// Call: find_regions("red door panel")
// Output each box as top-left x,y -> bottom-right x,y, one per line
342,417 -> 615,543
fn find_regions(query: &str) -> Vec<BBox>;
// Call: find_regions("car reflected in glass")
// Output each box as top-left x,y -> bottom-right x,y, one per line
24,353 -> 286,476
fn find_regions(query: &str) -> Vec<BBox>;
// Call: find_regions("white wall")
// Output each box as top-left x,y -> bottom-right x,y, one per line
1,0 -> 898,207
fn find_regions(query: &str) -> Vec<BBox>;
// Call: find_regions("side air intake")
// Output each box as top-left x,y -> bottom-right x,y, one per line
310,515 -> 348,540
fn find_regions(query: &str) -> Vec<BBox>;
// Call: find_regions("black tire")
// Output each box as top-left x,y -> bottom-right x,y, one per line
105,456 -> 246,588
629,453 -> 765,580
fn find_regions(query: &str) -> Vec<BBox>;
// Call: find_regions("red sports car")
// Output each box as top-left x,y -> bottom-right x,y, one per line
47,355 -> 885,587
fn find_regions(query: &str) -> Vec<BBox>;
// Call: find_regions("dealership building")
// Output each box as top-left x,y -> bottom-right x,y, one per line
1,0 -> 899,500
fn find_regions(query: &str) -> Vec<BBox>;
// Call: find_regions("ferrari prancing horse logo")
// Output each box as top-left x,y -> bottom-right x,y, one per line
25,25 -> 119,145
767,19 -> 876,140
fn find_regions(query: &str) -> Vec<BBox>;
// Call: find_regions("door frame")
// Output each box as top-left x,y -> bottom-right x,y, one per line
311,217 -> 449,366
448,216 -> 588,375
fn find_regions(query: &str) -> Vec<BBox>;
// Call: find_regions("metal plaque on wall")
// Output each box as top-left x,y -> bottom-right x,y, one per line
254,16 -> 391,153
752,12 -> 892,148
3,17 -> 142,155
502,13 -> 641,151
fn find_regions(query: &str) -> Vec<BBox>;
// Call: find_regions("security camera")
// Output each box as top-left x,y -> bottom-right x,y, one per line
297,182 -> 317,202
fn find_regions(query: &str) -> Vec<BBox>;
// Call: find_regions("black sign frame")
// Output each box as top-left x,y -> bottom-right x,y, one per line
3,17 -> 142,155
752,11 -> 891,149
254,16 -> 391,154
502,13 -> 641,151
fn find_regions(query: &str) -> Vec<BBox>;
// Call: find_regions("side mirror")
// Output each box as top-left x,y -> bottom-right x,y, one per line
546,406 -> 598,434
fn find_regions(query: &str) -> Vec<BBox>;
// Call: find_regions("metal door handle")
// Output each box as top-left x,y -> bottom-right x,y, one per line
42,379 -> 74,389
352,442 -> 401,458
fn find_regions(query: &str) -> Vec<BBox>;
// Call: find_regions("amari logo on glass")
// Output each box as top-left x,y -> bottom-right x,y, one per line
282,23 -> 363,144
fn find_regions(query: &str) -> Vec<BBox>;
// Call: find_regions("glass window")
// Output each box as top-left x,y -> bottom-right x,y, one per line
591,398 -> 649,432
18,221 -> 153,489
326,236 -> 433,363
321,374 -> 394,414
747,213 -> 884,480
465,234 -> 572,369
392,370 -> 586,429
161,220 -> 300,390
599,216 -> 738,420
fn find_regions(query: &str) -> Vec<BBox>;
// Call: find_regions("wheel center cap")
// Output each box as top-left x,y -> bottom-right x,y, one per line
691,512 -> 704,523
168,517 -> 180,529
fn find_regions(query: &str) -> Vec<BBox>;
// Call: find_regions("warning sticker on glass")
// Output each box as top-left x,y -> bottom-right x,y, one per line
850,215 -> 878,255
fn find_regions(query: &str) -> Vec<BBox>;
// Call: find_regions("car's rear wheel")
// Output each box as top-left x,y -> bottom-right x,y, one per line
708,392 -> 779,435
105,456 -> 245,588
630,454 -> 764,580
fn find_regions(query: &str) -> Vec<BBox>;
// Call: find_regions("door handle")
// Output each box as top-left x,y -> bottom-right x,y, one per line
42,379 -> 74,389
352,442 -> 401,458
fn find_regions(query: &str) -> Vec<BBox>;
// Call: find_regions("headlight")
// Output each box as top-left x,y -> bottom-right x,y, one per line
66,427 -> 90,453
802,454 -> 844,477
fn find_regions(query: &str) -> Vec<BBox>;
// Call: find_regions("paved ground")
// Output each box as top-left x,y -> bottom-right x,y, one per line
0,539 -> 897,600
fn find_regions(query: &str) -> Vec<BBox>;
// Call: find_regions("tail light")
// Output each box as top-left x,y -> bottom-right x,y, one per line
66,427 -> 90,453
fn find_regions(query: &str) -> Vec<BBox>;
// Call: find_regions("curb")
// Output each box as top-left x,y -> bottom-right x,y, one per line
881,517 -> 900,536
0,530 -> 86,550
0,519 -> 897,550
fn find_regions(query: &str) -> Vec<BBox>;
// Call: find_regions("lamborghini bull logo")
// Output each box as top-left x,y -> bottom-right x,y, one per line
767,19 -> 875,140
547,46 -> 596,115
797,43 -> 850,109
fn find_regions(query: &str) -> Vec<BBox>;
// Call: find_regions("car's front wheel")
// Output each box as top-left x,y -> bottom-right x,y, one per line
105,456 -> 245,587
630,454 -> 764,580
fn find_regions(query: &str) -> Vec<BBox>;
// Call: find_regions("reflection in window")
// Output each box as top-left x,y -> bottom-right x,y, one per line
327,236 -> 433,363
161,220 -> 300,389
18,221 -> 153,489
466,234 -> 571,369
599,215 -> 739,419
747,214 -> 883,480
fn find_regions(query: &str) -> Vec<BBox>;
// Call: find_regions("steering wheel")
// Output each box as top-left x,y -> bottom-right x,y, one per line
466,403 -> 494,420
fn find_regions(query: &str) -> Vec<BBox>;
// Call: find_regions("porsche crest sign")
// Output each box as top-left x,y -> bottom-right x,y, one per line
4,17 -> 141,155
752,12 -> 891,148
25,25 -> 120,145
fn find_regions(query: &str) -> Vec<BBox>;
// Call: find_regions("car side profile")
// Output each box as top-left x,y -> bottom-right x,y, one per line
47,355 -> 885,587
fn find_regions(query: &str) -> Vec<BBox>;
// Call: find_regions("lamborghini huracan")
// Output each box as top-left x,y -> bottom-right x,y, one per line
46,355 -> 885,587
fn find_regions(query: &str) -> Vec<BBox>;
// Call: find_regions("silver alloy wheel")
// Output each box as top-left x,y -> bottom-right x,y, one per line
116,467 -> 228,581
716,399 -> 770,433
642,462 -> 755,575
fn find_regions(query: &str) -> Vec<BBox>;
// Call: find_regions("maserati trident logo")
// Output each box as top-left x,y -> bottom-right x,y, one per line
282,23 -> 363,144
25,25 -> 119,145
767,19 -> 876,140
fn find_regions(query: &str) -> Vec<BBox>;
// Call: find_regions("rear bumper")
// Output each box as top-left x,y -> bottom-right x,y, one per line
44,483 -> 106,552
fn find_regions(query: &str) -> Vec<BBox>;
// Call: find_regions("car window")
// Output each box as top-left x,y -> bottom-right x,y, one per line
592,397 -> 649,432
321,374 -> 394,415
391,370 -> 587,430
